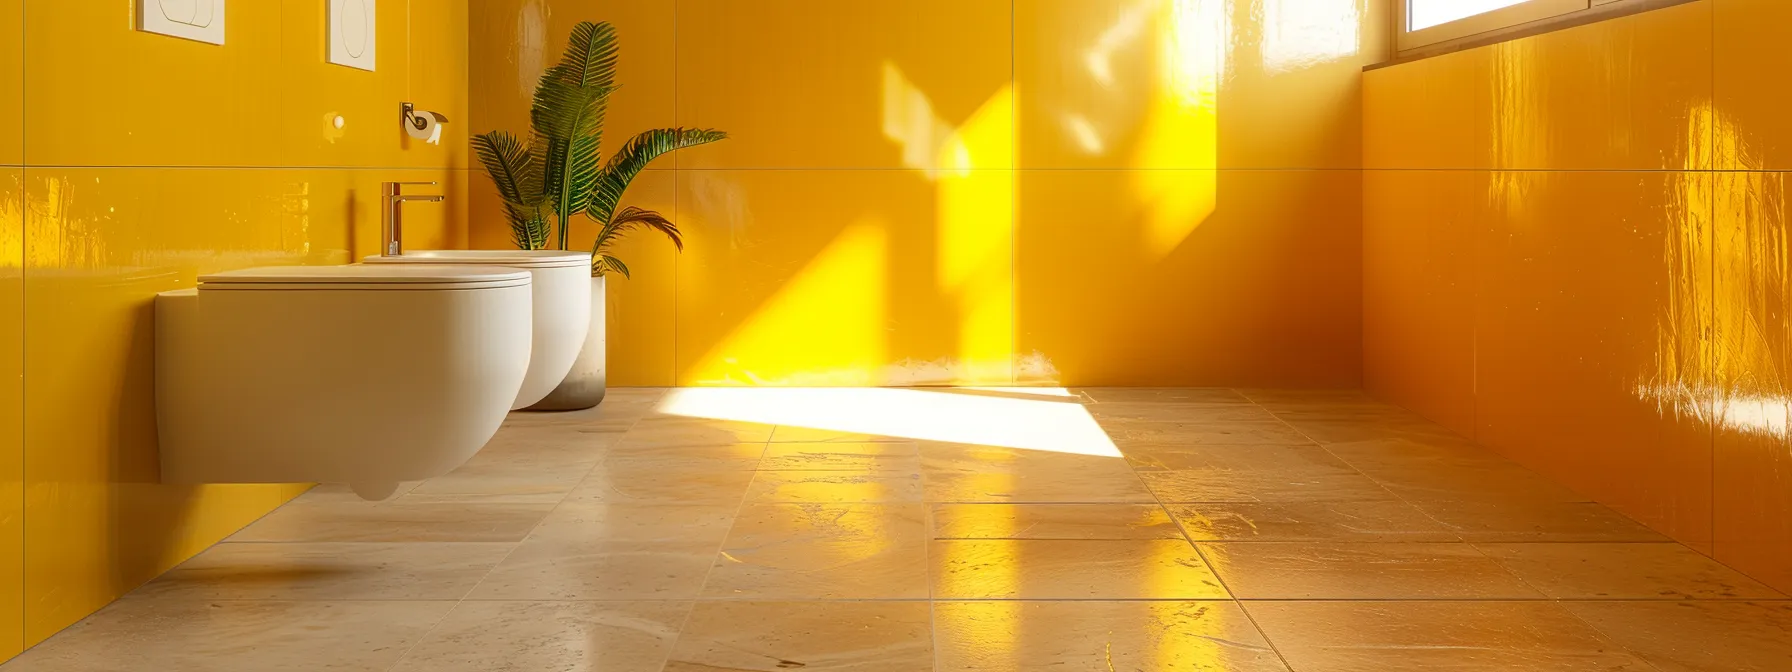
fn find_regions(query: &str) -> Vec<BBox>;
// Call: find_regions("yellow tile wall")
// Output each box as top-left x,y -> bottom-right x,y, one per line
470,0 -> 1388,387
1364,0 -> 1792,593
3,0 -> 470,657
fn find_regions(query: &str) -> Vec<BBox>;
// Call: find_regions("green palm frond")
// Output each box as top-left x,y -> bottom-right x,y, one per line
476,19 -> 725,277
470,130 -> 539,205
598,206 -> 682,249
531,81 -> 612,248
595,254 -> 631,279
547,21 -> 620,90
526,21 -> 620,250
587,128 -> 728,227
504,202 -> 551,250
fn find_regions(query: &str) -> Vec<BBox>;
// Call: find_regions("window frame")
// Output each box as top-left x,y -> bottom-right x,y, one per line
1396,0 -> 1644,55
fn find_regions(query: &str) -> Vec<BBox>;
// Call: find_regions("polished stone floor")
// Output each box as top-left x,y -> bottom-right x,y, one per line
5,387 -> 1791,671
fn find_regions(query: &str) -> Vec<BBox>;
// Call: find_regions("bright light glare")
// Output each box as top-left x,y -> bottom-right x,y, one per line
657,388 -> 1122,457
1410,0 -> 1532,30
1261,0 -> 1360,73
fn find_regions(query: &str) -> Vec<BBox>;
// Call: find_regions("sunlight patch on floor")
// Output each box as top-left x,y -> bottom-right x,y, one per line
657,387 -> 1122,458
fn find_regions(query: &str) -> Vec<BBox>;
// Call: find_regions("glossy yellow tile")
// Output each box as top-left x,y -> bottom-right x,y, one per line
1714,0 -> 1792,170
1473,171 -> 1712,546
675,0 -> 1012,170
0,0 -> 18,165
276,0 -> 412,169
1712,170 -> 1792,593
23,0 -> 284,167
0,167 -> 22,661
1016,169 -> 1360,387
1362,170 -> 1477,437
1480,1 -> 1712,171
1018,0 -> 1387,170
468,0 -> 675,163
1362,48 -> 1487,170
403,0 -> 469,171
677,169 -> 1015,386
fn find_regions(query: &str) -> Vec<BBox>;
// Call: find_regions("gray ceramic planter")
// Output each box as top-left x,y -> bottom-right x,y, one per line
525,275 -> 606,411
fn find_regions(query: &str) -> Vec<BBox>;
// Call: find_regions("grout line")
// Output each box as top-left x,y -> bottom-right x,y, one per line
1115,389 -> 1297,670
655,422 -> 771,671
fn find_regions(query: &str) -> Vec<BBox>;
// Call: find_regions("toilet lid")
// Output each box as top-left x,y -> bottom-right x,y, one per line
200,265 -> 532,291
363,250 -> 592,269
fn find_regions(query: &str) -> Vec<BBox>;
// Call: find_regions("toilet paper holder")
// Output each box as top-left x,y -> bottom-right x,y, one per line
401,102 -> 449,145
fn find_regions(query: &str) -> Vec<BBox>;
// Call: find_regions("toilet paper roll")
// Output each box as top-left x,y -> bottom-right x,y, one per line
406,110 -> 445,145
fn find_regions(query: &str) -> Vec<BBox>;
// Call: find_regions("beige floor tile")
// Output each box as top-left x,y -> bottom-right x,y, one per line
569,465 -> 759,501
401,451 -> 598,504
930,503 -> 1185,540
1122,443 -> 1352,472
1170,500 -> 1456,542
469,503 -> 736,600
0,599 -> 454,672
596,442 -> 768,465
481,422 -> 628,455
134,542 -> 512,601
1564,601 -> 1792,672
1087,402 -> 1281,423
921,446 -> 1154,503
1276,418 -> 1464,445
1368,463 -> 1591,503
923,468 -> 1156,503
1140,467 -> 1397,503
1413,500 -> 1670,542
1077,387 -> 1251,404
703,503 -> 929,599
1103,420 -> 1315,446
1247,601 -> 1653,672
934,600 -> 1287,671
932,539 -> 1228,599
768,425 -> 913,442
744,470 -> 924,503
1322,435 -> 1503,469
1476,542 -> 1786,600
620,417 -> 776,447
228,500 -> 555,543
759,442 -> 921,470
387,601 -> 688,672
665,601 -> 933,671
1199,542 -> 1541,599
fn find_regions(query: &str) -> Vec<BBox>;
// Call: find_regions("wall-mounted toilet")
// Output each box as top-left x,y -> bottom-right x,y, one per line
155,265 -> 534,500
364,250 -> 591,409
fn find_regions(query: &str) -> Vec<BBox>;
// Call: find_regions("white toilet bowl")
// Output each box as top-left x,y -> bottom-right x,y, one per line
364,250 -> 591,409
156,265 -> 534,500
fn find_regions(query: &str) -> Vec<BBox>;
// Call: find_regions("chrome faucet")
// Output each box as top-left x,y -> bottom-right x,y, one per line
380,181 -> 445,256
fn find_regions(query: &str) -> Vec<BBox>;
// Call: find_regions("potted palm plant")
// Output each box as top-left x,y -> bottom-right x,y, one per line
473,21 -> 725,410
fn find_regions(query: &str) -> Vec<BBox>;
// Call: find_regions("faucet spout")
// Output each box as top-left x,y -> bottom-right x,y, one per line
381,182 -> 444,257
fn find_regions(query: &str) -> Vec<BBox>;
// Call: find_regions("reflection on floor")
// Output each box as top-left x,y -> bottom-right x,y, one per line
6,387 -> 1791,671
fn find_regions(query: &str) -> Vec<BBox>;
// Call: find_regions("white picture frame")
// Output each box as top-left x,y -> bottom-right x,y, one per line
138,0 -> 226,45
328,0 -> 377,71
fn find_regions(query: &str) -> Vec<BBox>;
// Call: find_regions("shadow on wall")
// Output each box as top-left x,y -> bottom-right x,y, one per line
470,0 -> 1376,389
